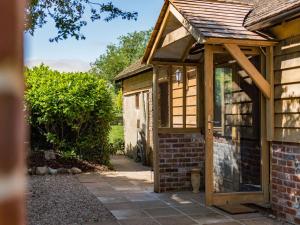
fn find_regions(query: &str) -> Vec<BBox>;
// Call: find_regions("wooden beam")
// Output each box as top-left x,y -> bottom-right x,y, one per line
206,37 -> 277,47
224,43 -> 271,99
181,37 -> 195,62
266,46 -> 274,141
158,128 -> 200,133
168,66 -> 173,128
183,66 -> 187,128
211,45 -> 260,55
147,7 -> 171,64
0,1 -> 26,225
152,66 -> 160,192
161,26 -> 190,49
196,65 -> 201,129
204,45 -> 214,206
169,4 -> 205,43
151,61 -> 199,66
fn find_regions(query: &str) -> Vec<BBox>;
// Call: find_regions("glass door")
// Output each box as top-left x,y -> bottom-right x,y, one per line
205,50 -> 269,206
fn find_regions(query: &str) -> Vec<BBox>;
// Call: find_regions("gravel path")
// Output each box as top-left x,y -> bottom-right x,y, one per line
27,175 -> 116,225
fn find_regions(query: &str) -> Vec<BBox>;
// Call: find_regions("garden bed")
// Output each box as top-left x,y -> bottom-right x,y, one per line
28,150 -> 111,173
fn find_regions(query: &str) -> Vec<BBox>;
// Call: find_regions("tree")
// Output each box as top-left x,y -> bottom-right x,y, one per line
25,0 -> 138,42
90,29 -> 152,82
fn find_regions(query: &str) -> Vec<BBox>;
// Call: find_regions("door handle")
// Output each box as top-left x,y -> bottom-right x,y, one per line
208,120 -> 220,124
208,120 -> 217,123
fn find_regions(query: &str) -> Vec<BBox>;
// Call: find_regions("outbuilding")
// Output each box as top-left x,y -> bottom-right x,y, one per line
117,0 -> 300,223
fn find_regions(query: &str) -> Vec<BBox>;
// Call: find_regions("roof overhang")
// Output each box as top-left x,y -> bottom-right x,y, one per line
143,0 -> 277,64
246,6 -> 300,31
142,1 -> 206,64
114,65 -> 152,82
142,0 -> 170,64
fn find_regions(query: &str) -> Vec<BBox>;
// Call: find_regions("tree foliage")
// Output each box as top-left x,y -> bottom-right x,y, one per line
90,29 -> 152,82
25,0 -> 138,42
25,65 -> 114,164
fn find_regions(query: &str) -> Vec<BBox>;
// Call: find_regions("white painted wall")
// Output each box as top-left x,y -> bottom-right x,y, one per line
123,91 -> 149,158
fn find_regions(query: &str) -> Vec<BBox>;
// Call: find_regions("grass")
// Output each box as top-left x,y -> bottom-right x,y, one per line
109,125 -> 124,143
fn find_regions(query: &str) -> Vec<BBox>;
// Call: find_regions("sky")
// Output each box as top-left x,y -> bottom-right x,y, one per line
24,0 -> 163,72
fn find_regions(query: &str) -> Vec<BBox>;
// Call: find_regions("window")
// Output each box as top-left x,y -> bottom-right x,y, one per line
158,66 -> 170,128
137,119 -> 140,129
157,65 -> 199,129
135,93 -> 139,109
186,67 -> 198,128
159,82 -> 169,127
172,66 -> 184,128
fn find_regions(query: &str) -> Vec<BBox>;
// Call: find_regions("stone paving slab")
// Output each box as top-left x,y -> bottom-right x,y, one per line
119,218 -> 160,225
111,209 -> 149,220
144,207 -> 184,218
79,156 -> 282,225
156,215 -> 198,225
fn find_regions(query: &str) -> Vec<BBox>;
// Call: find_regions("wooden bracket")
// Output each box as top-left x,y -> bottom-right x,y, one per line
160,26 -> 190,49
147,7 -> 171,64
224,43 -> 271,99
181,37 -> 195,62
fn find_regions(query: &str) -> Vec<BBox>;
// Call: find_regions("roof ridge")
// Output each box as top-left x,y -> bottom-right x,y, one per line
181,0 -> 254,6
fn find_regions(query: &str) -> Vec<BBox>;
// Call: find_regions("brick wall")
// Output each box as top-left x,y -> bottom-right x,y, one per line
271,142 -> 300,224
158,133 -> 205,192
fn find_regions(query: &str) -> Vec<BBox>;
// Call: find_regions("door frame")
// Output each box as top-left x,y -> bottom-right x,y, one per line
204,44 -> 270,206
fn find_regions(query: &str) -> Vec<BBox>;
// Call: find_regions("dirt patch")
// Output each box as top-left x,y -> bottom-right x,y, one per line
28,151 -> 111,172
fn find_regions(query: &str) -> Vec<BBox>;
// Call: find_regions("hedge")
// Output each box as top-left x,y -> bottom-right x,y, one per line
25,65 -> 114,164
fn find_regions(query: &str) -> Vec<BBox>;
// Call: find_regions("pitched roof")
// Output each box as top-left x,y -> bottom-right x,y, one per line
114,58 -> 152,81
244,0 -> 300,28
171,0 -> 267,40
143,0 -> 272,63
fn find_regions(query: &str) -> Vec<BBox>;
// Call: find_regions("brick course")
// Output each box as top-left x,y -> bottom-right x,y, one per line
271,142 -> 300,224
157,133 -> 205,192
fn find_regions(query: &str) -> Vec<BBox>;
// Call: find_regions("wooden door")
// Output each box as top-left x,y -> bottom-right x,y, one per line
205,45 -> 270,206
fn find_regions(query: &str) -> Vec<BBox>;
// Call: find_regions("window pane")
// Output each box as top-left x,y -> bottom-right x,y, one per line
172,66 -> 184,128
213,55 -> 262,193
159,82 -> 169,127
158,66 -> 170,128
186,66 -> 197,128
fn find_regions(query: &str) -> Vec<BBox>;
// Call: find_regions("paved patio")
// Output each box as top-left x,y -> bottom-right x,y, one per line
78,155 -> 283,225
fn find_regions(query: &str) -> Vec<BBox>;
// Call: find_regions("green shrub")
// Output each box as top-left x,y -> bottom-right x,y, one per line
111,138 -> 125,155
25,65 -> 114,164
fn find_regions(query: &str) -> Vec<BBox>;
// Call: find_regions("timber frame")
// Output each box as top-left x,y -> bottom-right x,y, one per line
118,0 -> 300,223
204,44 -> 273,206
142,0 -> 279,207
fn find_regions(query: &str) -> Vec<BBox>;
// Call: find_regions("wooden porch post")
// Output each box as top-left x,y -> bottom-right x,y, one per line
152,66 -> 160,192
0,1 -> 26,225
266,47 -> 274,141
204,45 -> 214,206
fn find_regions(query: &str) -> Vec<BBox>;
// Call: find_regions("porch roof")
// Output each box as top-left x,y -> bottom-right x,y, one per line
115,58 -> 152,81
171,0 -> 267,40
143,0 -> 274,63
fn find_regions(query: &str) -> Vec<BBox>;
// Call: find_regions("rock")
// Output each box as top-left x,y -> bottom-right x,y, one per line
49,168 -> 58,175
71,167 -> 82,174
36,166 -> 49,175
44,150 -> 56,160
57,168 -> 69,174
28,168 -> 34,175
